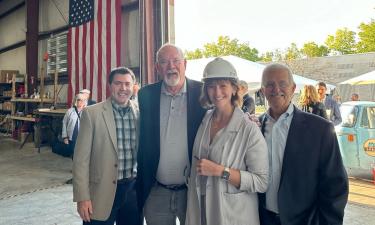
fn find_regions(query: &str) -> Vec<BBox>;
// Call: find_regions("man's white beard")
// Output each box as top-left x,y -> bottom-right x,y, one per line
164,75 -> 180,87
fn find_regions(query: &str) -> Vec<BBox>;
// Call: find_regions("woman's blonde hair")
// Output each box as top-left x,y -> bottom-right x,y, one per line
199,78 -> 242,109
299,85 -> 320,106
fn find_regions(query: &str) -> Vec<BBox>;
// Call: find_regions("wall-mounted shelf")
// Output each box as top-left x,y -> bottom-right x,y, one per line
11,98 -> 54,103
8,116 -> 36,122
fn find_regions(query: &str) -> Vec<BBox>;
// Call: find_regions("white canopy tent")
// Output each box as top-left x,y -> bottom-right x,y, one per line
185,55 -> 335,92
338,70 -> 375,101
339,70 -> 375,85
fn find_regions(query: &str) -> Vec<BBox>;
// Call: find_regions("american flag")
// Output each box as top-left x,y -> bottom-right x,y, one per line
68,0 -> 121,104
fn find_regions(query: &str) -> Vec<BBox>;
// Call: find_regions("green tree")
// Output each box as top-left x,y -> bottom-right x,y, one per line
325,28 -> 356,54
260,51 -> 274,62
357,21 -> 375,53
301,42 -> 329,57
285,43 -> 302,60
185,36 -> 260,61
184,49 -> 204,59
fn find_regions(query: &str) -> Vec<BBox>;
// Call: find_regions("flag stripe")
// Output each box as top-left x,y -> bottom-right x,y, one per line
67,30 -> 72,105
106,0 -> 112,98
115,0 -> 121,67
97,0 -> 103,102
78,25 -> 83,92
67,0 -> 121,105
82,24 -> 87,89
89,20 -> 94,99
74,28 -> 79,100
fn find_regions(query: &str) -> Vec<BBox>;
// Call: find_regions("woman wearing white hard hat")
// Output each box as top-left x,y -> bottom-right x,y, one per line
185,58 -> 269,225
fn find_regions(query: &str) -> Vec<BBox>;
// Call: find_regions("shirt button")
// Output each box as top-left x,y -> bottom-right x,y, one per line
113,180 -> 116,184
114,164 -> 118,168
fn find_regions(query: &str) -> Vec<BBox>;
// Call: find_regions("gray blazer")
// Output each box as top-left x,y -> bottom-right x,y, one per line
73,99 -> 139,221
324,95 -> 342,125
185,107 -> 268,225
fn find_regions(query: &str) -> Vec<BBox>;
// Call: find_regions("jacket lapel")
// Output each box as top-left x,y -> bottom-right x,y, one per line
102,99 -> 118,153
279,107 -> 307,185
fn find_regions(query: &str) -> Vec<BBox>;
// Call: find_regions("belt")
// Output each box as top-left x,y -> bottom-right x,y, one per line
157,181 -> 187,191
117,177 -> 136,184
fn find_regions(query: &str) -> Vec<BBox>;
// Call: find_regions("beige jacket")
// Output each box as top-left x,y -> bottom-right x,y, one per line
185,107 -> 268,225
73,98 -> 139,220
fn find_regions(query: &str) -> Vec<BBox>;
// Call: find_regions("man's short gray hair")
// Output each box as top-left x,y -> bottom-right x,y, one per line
156,43 -> 184,63
261,63 -> 295,87
238,80 -> 249,90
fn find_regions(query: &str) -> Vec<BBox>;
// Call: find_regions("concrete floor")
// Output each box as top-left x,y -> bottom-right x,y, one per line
0,135 -> 374,225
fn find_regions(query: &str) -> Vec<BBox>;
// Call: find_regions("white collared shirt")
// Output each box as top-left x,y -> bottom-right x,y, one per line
264,103 -> 294,213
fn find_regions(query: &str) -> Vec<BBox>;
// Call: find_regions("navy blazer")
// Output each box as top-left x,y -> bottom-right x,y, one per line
259,107 -> 348,225
136,78 -> 206,210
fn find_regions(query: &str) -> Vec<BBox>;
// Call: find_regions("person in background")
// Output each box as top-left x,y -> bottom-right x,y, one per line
80,89 -> 97,105
73,67 -> 141,225
136,43 -> 206,225
259,63 -> 348,225
238,80 -> 256,114
62,93 -> 87,158
333,94 -> 342,106
316,81 -> 342,125
351,93 -> 360,101
298,85 -> 327,119
131,81 -> 140,101
185,58 -> 268,225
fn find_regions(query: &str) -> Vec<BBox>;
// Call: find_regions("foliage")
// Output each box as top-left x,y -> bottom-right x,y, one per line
325,28 -> 357,55
260,52 -> 274,62
185,36 -> 260,61
285,43 -> 302,60
301,42 -> 329,57
260,49 -> 283,62
184,49 -> 203,59
357,21 -> 375,53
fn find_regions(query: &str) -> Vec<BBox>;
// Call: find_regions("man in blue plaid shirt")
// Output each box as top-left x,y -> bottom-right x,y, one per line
73,67 -> 141,225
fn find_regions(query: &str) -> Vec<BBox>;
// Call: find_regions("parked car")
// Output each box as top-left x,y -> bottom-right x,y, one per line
335,101 -> 375,179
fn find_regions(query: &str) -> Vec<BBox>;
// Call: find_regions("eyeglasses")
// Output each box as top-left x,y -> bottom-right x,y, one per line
264,81 -> 290,90
158,58 -> 184,66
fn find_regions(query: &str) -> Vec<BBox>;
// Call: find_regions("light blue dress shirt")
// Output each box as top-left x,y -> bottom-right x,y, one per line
264,103 -> 294,213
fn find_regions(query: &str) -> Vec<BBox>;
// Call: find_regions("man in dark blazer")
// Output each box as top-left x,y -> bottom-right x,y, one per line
258,63 -> 348,225
136,44 -> 206,225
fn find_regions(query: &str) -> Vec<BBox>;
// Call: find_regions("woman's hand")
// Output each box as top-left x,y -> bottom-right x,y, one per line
196,159 -> 224,177
196,158 -> 241,188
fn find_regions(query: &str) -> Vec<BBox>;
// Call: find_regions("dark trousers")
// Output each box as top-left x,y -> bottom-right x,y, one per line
68,140 -> 76,159
259,206 -> 281,225
83,179 -> 141,225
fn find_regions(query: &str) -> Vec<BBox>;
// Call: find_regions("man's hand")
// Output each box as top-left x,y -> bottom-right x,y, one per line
196,159 -> 223,177
77,200 -> 93,222
63,138 -> 69,145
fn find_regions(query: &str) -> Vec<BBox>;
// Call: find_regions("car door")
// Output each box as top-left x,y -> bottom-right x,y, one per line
356,105 -> 375,171
336,104 -> 360,168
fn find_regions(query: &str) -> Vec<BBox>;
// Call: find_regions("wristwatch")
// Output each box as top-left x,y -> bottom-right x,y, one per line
221,167 -> 230,181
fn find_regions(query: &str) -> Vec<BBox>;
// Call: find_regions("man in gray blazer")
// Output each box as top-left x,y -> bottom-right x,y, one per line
73,67 -> 141,225
317,81 -> 342,125
259,63 -> 348,225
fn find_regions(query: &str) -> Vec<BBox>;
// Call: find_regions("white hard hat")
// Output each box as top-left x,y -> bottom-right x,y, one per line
203,57 -> 237,80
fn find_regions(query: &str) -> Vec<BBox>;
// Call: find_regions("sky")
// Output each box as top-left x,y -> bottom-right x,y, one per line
174,0 -> 375,54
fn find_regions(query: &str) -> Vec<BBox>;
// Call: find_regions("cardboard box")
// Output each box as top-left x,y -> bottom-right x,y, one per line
0,70 -> 19,83
3,90 -> 12,97
2,101 -> 11,111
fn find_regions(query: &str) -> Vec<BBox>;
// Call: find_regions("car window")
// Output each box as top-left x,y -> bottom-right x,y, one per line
361,106 -> 375,129
340,105 -> 358,128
